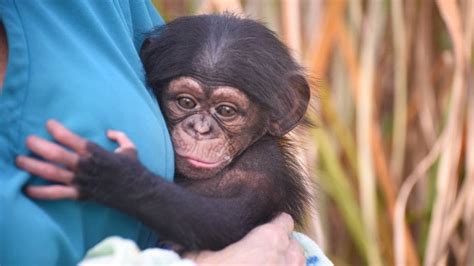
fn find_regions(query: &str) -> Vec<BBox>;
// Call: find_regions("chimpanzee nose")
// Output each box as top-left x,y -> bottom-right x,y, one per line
184,115 -> 213,138
194,119 -> 211,134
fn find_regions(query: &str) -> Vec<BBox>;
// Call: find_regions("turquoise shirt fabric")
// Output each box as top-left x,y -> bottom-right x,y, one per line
0,1 -> 174,265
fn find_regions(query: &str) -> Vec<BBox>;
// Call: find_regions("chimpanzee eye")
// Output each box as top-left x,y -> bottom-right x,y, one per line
216,105 -> 237,118
177,97 -> 197,109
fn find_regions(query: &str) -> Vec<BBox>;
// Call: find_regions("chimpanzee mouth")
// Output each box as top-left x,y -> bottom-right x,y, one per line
177,154 -> 224,169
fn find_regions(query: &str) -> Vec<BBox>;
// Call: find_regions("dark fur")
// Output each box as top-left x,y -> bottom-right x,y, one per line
141,14 -> 309,135
74,14 -> 311,251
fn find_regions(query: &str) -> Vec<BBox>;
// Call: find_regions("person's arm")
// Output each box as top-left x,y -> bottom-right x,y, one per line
81,213 -> 305,265
0,23 -> 7,89
187,213 -> 305,266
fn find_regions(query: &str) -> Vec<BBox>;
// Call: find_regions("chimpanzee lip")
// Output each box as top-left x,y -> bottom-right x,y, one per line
176,154 -> 223,169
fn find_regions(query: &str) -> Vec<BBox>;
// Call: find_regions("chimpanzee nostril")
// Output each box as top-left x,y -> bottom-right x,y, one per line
183,115 -> 213,138
195,119 -> 211,134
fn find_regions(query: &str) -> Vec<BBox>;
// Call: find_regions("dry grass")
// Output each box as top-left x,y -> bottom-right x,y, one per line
153,1 -> 474,265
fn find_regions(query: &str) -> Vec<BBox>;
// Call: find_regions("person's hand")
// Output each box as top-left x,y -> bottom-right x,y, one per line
16,119 -> 137,200
185,213 -> 305,266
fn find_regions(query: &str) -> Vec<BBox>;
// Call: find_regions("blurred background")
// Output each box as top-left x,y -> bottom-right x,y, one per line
151,1 -> 473,265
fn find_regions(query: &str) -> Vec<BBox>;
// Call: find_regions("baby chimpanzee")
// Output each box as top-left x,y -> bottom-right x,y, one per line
18,14 -> 312,251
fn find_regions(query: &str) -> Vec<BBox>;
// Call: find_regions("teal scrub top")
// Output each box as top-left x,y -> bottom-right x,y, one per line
0,1 -> 175,265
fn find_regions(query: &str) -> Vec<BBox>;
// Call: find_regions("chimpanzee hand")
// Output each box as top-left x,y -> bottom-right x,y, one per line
16,119 -> 146,202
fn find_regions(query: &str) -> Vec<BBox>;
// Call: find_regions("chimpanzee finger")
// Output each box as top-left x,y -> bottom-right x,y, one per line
16,156 -> 74,184
107,130 -> 137,158
26,185 -> 79,200
26,135 -> 79,169
46,119 -> 88,155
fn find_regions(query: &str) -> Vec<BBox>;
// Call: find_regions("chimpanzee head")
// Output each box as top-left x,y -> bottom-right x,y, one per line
141,14 -> 310,179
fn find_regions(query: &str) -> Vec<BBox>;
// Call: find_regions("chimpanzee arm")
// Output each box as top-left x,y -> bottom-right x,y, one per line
75,142 -> 274,251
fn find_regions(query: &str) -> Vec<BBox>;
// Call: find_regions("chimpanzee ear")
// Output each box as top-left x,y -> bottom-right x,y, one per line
268,74 -> 310,137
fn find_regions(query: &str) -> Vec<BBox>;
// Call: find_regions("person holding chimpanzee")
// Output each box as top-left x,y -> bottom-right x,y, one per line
1,1 -> 331,265
20,13 -> 312,250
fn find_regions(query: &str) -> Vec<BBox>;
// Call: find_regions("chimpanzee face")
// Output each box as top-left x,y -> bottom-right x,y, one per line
160,76 -> 268,179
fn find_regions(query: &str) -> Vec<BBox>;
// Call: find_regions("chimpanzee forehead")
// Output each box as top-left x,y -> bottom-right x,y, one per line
210,86 -> 250,108
168,77 -> 203,94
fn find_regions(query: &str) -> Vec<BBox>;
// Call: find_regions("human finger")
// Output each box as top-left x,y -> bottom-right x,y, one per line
26,185 -> 79,200
16,156 -> 74,184
247,222 -> 290,253
107,130 -> 137,157
269,212 -> 295,234
26,135 -> 79,168
46,119 -> 88,155
285,238 -> 305,266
